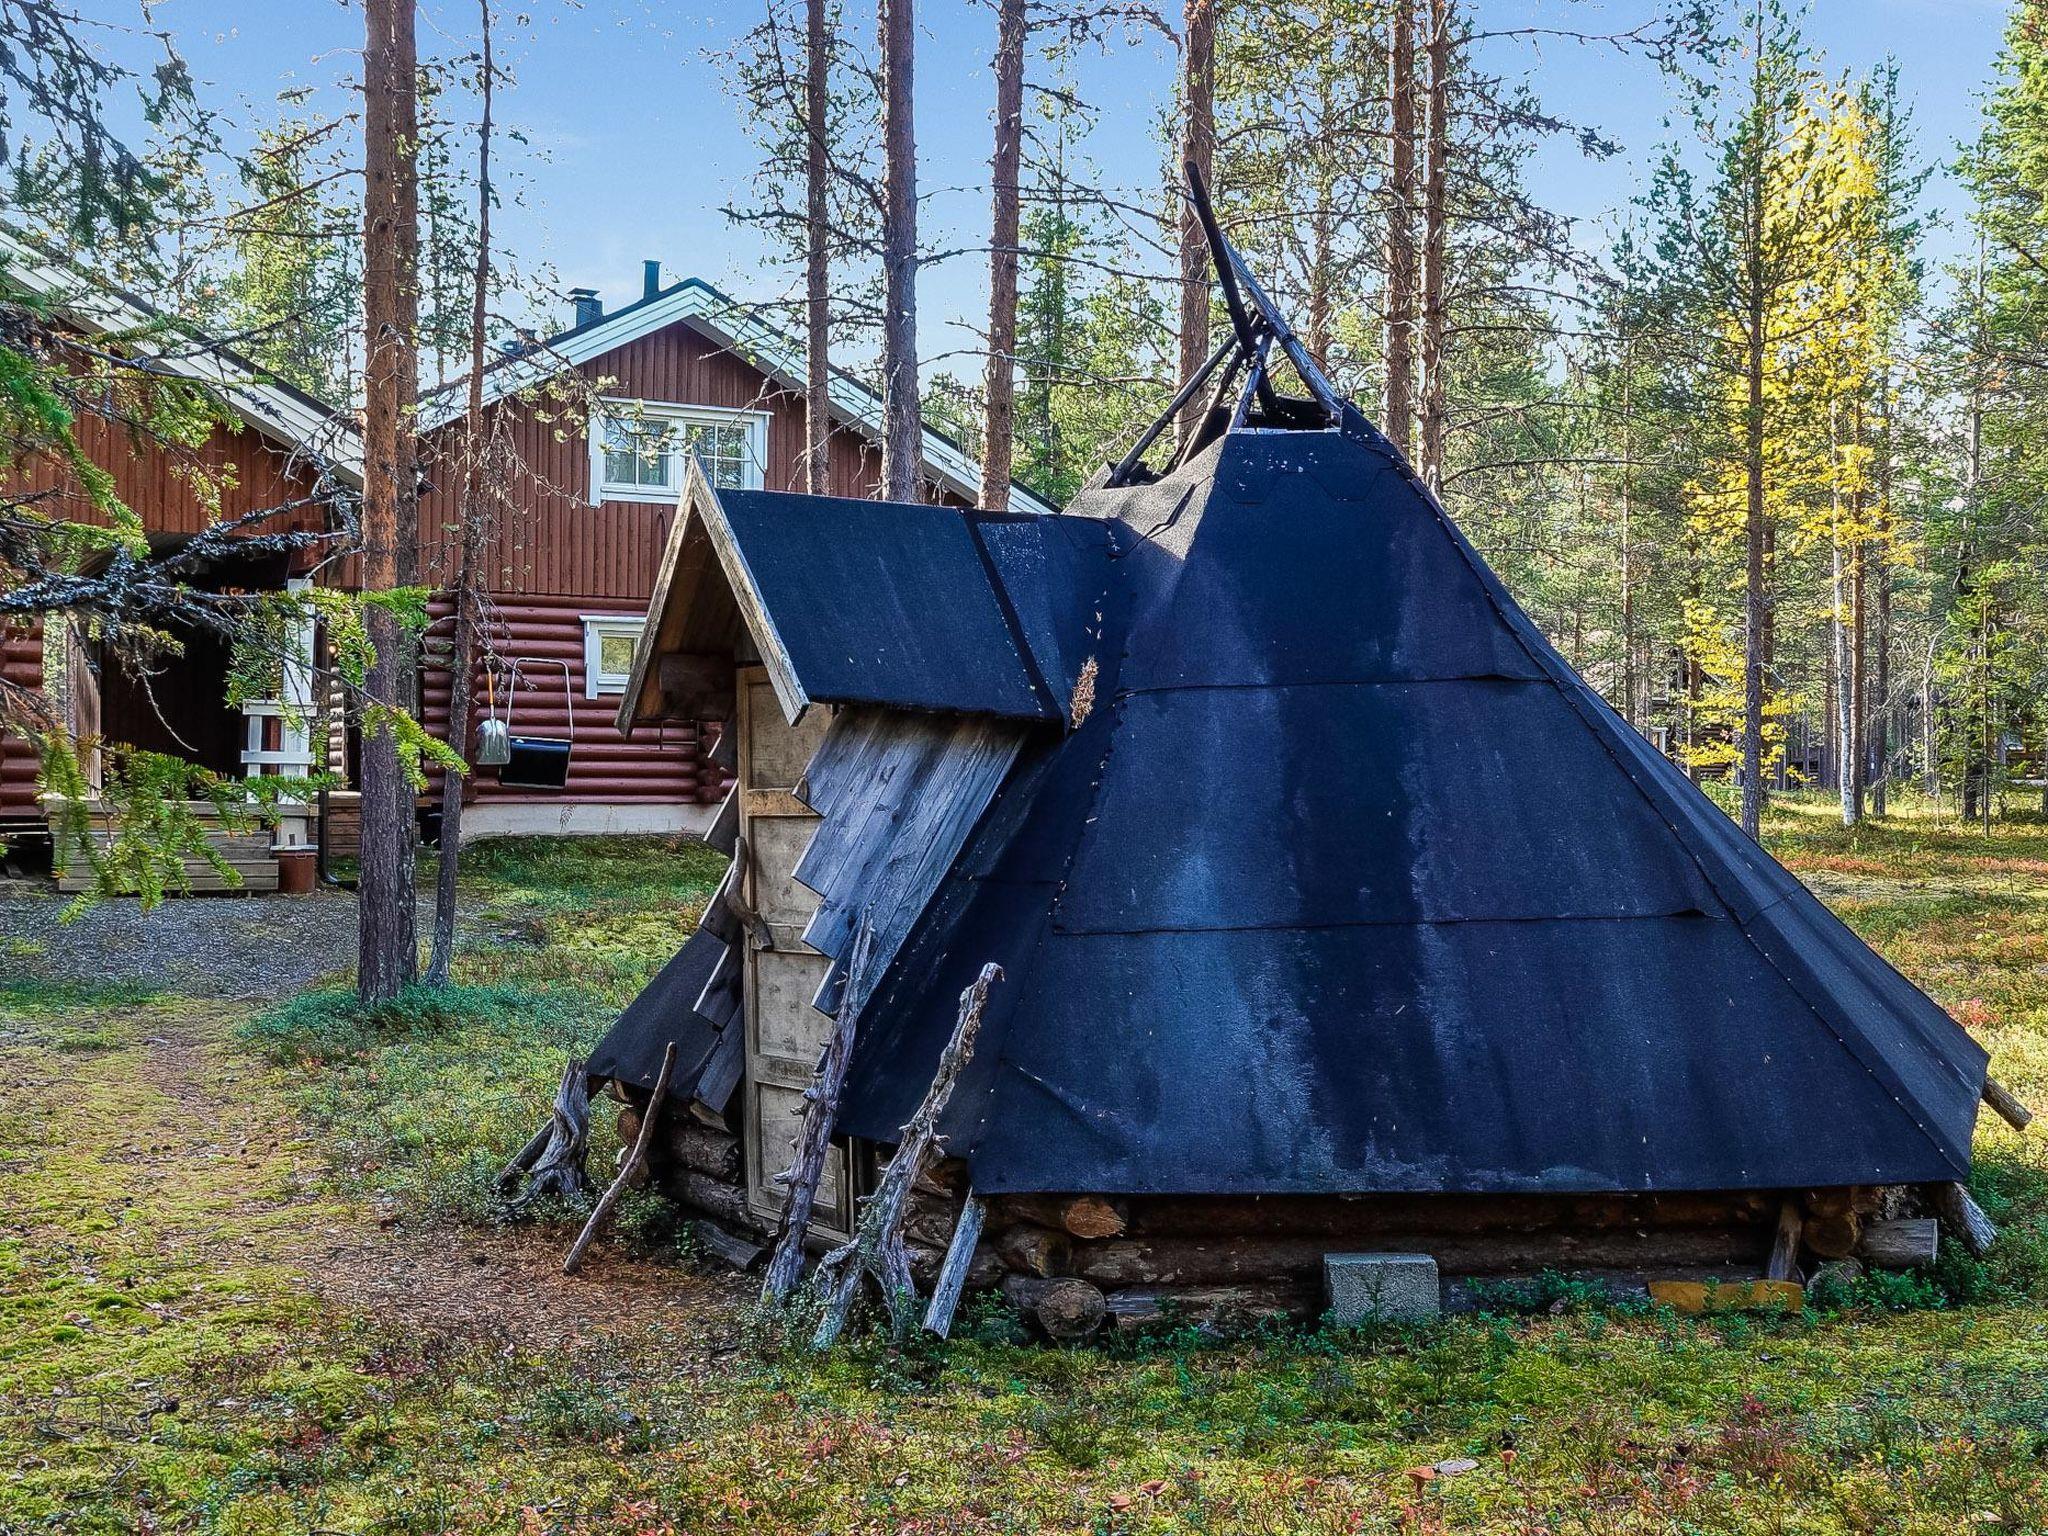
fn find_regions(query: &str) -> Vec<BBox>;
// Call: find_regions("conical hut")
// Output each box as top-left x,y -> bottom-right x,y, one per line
565,176 -> 1997,1330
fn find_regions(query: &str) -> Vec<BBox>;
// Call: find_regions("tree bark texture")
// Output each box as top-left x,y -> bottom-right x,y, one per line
428,0 -> 495,986
359,0 -> 422,1002
1415,0 -> 1451,490
878,0 -> 921,502
804,0 -> 832,494
1175,0 -> 1216,452
979,0 -> 1026,511
1382,0 -> 1418,457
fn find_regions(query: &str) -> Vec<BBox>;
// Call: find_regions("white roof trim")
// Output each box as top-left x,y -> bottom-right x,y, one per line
0,227 -> 362,485
421,277 -> 1059,518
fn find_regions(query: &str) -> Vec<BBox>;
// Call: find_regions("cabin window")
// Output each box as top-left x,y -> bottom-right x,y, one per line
590,401 -> 767,502
582,614 -> 645,696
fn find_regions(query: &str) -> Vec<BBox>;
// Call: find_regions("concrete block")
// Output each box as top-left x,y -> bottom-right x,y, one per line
1323,1252 -> 1440,1325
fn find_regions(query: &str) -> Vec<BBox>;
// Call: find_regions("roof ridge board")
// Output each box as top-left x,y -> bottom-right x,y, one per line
952,515 -> 1145,1172
962,512 -> 1061,718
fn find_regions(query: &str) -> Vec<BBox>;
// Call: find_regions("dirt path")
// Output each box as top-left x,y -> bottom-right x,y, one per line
140,1002 -> 744,1354
1,883 -> 743,1360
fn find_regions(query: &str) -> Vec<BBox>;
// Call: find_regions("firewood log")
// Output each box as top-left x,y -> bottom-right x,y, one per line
1801,1212 -> 1863,1261
995,1223 -> 1072,1278
995,1195 -> 1128,1239
999,1275 -> 1107,1338
1103,1282 -> 1314,1332
1858,1218 -> 1939,1270
1073,1228 -> 1769,1288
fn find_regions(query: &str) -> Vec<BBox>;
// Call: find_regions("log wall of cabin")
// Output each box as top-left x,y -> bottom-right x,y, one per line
420,590 -> 723,810
0,618 -> 45,824
413,317 -> 968,816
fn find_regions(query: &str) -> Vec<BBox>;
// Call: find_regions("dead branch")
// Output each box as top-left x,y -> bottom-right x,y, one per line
810,962 -> 1002,1349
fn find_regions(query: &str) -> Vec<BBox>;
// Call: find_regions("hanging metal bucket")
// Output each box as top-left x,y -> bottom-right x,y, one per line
496,658 -> 575,790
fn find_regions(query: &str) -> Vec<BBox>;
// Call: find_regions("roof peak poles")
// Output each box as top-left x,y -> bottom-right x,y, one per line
1104,163 -> 1345,489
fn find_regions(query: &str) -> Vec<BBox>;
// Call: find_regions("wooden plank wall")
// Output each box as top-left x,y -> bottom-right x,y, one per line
61,412 -> 329,540
415,318 -> 960,601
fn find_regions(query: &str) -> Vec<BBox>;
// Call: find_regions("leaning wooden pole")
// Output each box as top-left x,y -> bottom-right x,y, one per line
762,920 -> 878,1303
563,1041 -> 676,1275
812,963 -> 1002,1349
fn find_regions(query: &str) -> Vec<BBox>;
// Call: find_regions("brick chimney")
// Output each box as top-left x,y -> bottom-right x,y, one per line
643,260 -> 662,301
568,287 -> 603,329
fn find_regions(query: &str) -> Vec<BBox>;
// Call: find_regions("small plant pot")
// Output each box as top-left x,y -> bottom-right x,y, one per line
276,848 -> 317,895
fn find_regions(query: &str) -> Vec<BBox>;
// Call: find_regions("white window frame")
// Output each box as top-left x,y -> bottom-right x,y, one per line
588,398 -> 769,504
582,613 -> 646,698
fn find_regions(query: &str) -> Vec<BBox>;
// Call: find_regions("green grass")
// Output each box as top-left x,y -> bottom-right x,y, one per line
7,817 -> 2048,1532
242,836 -> 728,1227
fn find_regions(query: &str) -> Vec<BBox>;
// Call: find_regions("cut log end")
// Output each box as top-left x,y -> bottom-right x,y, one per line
1983,1077 -> 2035,1134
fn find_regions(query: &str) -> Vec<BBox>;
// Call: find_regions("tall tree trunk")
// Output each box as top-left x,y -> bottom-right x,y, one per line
803,0 -> 832,494
1382,0 -> 1418,456
979,0 -> 1025,511
1871,366 -> 1892,817
878,0 -> 920,502
359,0 -> 422,1003
1618,358 -> 1636,729
427,0 -> 494,987
1843,532 -> 1859,823
1830,400 -> 1855,826
1850,524 -> 1867,824
1415,0 -> 1451,489
1740,309 -> 1767,840
1175,0 -> 1216,452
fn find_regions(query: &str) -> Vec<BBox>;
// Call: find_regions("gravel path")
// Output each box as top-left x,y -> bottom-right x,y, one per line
0,887 -> 361,998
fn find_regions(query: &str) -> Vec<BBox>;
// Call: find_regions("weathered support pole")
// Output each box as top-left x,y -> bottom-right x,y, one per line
1934,1182 -> 1998,1257
563,1041 -> 676,1275
504,1057 -> 593,1208
1765,1199 -> 1803,1282
1983,1077 -> 2034,1133
921,1190 -> 987,1338
812,963 -> 1002,1348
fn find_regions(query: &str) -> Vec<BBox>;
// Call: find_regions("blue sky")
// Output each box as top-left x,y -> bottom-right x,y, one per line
95,0 -> 2018,367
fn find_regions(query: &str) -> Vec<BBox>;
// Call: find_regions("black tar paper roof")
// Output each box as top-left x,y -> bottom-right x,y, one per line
824,417 -> 1987,1194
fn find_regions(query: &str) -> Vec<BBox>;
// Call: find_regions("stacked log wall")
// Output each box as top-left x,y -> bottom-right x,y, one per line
1,617 -> 46,824
420,590 -> 724,811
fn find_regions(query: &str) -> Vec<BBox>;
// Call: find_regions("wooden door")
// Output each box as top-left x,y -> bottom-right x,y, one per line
735,667 -> 846,1233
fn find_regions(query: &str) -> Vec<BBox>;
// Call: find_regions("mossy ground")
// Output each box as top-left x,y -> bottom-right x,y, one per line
6,804 -> 2048,1534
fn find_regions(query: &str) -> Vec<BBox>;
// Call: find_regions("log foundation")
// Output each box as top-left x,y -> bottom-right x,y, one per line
625,1092 -> 1950,1336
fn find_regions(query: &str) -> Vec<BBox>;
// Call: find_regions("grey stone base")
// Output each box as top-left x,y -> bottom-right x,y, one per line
1324,1251 -> 1441,1324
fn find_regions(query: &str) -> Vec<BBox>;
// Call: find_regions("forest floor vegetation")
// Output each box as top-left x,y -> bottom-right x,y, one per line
5,801 -> 2048,1533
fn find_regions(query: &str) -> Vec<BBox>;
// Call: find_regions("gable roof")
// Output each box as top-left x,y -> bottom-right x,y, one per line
417,275 -> 1059,517
618,459 -> 1099,729
0,227 -> 362,486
